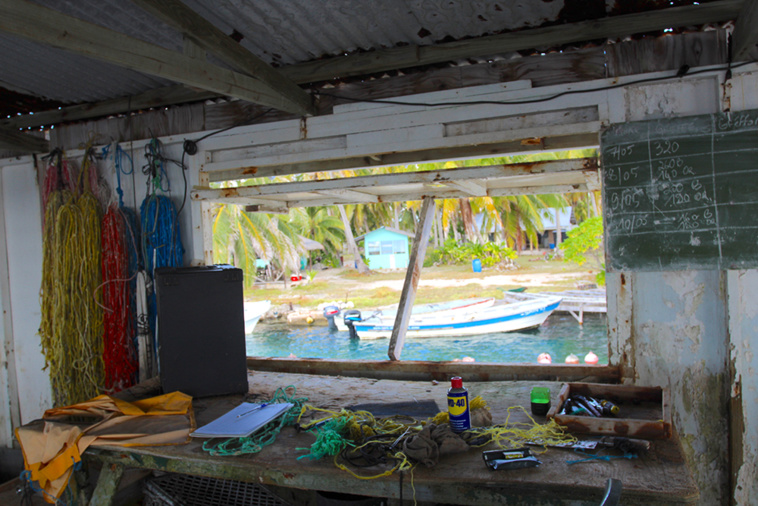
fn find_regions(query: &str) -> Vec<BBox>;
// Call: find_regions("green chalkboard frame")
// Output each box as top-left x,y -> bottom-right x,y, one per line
601,109 -> 758,271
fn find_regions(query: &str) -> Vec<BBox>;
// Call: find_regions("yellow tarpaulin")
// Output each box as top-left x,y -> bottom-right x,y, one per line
15,391 -> 194,503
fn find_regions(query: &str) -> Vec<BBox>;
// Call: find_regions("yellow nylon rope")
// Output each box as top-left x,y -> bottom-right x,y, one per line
40,157 -> 104,406
469,405 -> 577,452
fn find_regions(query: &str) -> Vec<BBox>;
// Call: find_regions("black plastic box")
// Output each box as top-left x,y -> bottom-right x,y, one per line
155,265 -> 248,398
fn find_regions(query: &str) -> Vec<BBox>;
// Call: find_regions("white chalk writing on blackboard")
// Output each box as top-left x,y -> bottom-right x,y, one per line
601,109 -> 758,271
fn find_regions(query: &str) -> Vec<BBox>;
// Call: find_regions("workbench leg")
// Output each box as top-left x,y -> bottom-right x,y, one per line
88,463 -> 124,506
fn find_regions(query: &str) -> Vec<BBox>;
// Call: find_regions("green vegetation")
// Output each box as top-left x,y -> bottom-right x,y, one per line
426,239 -> 517,268
561,216 -> 605,286
214,150 -> 603,293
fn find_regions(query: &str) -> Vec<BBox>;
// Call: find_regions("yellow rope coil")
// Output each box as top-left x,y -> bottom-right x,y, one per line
41,190 -> 104,406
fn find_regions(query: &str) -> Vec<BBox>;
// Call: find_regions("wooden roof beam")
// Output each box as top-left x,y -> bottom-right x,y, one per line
732,0 -> 758,60
445,179 -> 488,196
130,0 -> 314,116
244,204 -> 290,214
313,189 -> 379,203
0,126 -> 49,153
282,0 -> 743,83
0,0 -> 313,116
0,85 -> 218,130
193,158 -> 595,201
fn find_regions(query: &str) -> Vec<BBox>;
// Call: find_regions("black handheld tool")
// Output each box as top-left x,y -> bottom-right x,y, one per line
482,448 -> 541,470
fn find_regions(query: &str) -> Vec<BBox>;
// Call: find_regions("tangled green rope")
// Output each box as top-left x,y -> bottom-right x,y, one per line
201,385 -> 307,457
297,415 -> 355,460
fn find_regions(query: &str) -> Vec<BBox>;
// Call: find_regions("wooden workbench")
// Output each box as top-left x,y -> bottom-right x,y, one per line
84,371 -> 698,505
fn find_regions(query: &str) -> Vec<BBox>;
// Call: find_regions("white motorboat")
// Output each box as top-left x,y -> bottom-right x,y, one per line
244,300 -> 272,334
329,297 -> 496,333
337,295 -> 562,339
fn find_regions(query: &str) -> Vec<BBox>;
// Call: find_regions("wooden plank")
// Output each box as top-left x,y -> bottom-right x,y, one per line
0,126 -> 48,153
203,100 -> 602,174
204,120 -> 601,175
198,171 -> 214,266
0,0 -> 312,116
0,161 -> 22,440
0,85 -> 217,130
606,30 -> 728,77
245,357 -> 621,382
388,197 -> 435,361
446,179 -> 487,196
205,132 -> 599,183
313,189 -> 379,203
130,0 -> 314,116
47,102 -> 206,152
192,159 -> 596,204
547,383 -> 671,439
279,1 -> 743,84
83,372 -> 698,506
732,0 -> 758,60
244,204 -> 290,214
89,463 -> 124,506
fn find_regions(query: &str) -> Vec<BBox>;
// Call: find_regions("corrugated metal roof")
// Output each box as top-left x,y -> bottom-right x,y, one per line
0,33 -> 172,105
182,0 -> 566,66
0,0 -> 733,119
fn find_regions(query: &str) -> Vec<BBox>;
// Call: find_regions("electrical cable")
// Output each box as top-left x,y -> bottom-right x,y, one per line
176,108 -> 275,214
313,62 -> 752,108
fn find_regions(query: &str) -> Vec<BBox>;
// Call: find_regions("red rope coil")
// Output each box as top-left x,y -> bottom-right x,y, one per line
101,204 -> 137,392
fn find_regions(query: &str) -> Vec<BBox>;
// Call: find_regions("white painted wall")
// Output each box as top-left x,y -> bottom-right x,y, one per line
632,271 -> 729,502
0,157 -> 51,428
726,270 -> 758,506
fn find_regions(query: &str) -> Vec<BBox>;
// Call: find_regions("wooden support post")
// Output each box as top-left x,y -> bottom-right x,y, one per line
89,462 -> 124,506
388,197 -> 435,361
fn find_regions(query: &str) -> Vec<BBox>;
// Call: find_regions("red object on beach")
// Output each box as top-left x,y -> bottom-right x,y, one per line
291,274 -> 302,281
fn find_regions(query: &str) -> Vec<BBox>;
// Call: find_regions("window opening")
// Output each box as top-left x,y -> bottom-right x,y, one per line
209,150 -> 607,366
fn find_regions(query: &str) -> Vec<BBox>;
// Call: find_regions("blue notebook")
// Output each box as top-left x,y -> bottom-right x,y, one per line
190,402 -> 293,438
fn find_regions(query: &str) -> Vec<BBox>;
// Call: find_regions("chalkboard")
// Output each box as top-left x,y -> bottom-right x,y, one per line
601,109 -> 758,271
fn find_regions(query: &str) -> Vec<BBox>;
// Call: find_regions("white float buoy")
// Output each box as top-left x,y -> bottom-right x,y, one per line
537,352 -> 552,364
565,353 -> 580,364
584,351 -> 599,365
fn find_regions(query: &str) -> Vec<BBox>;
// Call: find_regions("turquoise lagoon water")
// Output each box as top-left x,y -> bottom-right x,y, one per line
246,313 -> 608,364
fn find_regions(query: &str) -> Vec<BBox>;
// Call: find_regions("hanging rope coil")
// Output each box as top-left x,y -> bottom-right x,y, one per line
39,148 -> 107,406
140,194 -> 184,274
48,191 -> 104,406
100,204 -> 138,393
137,138 -> 184,380
98,142 -> 142,392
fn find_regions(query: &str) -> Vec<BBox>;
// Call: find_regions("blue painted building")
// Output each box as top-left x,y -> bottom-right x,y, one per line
356,227 -> 414,270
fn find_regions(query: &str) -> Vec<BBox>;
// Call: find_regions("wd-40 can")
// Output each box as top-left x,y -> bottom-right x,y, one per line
447,376 -> 471,432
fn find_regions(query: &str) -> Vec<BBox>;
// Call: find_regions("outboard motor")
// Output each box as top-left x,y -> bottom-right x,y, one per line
342,309 -> 362,339
323,305 -> 341,333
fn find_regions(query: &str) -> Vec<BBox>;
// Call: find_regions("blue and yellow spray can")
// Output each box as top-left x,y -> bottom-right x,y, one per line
447,376 -> 471,432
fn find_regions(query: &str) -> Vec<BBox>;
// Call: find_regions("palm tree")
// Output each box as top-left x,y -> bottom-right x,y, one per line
337,204 -> 370,274
289,206 -> 345,267
212,203 -> 303,288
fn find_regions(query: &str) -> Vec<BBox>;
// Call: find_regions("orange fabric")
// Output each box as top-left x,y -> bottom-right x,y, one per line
16,391 -> 193,503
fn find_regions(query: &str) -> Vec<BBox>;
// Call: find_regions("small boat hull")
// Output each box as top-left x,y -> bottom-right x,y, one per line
244,300 -> 272,334
334,297 -> 495,332
350,296 -> 562,339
